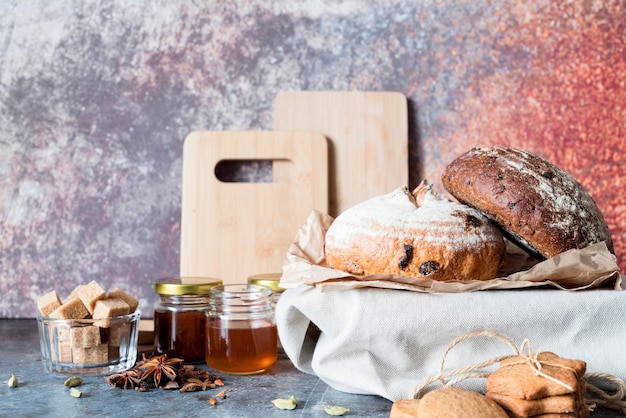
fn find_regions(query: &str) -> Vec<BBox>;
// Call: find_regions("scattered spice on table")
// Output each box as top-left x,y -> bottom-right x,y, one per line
105,354 -> 224,393
272,395 -> 298,410
324,405 -> 350,416
64,376 -> 83,387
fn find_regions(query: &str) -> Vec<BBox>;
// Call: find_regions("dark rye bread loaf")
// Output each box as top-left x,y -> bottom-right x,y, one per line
442,146 -> 614,259
324,181 -> 505,281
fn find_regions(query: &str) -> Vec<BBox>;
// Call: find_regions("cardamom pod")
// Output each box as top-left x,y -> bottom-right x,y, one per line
7,373 -> 18,388
271,395 -> 297,410
69,387 -> 82,398
324,405 -> 350,416
64,376 -> 83,387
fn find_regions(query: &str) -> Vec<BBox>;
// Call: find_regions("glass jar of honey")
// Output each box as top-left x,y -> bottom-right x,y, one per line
153,277 -> 222,364
205,283 -> 277,375
248,273 -> 286,357
247,273 -> 285,305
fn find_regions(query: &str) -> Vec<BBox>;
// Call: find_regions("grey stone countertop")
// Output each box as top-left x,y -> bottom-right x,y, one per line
0,319 -> 622,418
0,319 -> 392,417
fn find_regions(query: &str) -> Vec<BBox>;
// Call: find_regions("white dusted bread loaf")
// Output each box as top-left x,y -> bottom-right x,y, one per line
324,181 -> 505,281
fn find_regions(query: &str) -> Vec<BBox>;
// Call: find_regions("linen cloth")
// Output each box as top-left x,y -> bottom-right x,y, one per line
275,281 -> 626,402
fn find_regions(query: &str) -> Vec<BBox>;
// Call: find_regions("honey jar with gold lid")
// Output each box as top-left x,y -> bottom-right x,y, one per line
153,277 -> 222,364
205,283 -> 278,374
248,273 -> 284,304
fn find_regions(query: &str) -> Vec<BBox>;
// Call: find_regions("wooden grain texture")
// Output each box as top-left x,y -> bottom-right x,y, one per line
180,130 -> 328,284
273,91 -> 408,216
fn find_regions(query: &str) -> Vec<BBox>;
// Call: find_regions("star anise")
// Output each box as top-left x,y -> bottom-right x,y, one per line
105,354 -> 224,394
138,354 -> 184,388
104,368 -> 143,390
179,364 -> 221,382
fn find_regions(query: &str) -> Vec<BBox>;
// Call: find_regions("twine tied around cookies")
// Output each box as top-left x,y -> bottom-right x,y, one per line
410,330 -> 626,414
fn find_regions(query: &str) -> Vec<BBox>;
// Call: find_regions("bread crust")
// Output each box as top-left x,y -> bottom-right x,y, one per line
442,146 -> 613,259
324,181 -> 505,281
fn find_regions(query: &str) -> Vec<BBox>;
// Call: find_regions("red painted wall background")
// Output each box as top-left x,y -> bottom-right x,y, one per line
1,1 -> 624,317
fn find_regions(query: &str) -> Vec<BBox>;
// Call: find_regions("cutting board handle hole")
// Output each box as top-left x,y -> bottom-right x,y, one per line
214,159 -> 294,183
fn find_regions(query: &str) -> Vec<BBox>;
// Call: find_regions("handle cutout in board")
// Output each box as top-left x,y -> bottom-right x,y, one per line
214,159 -> 294,183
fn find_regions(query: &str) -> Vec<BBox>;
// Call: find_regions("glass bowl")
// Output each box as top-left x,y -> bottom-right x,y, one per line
37,310 -> 141,376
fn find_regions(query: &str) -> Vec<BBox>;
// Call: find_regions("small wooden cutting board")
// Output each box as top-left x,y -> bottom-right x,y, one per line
179,130 -> 328,284
273,91 -> 408,216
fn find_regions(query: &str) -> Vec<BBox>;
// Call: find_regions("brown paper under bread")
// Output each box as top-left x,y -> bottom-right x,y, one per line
281,209 -> 621,293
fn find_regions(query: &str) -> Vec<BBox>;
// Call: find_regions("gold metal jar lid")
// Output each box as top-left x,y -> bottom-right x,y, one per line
248,273 -> 285,292
154,277 -> 223,295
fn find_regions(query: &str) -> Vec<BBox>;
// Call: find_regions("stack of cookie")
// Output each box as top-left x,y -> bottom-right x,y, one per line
486,352 -> 591,418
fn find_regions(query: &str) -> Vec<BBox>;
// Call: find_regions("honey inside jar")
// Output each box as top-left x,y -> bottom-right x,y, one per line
205,284 -> 277,374
205,318 -> 277,374
154,309 -> 207,362
153,277 -> 222,364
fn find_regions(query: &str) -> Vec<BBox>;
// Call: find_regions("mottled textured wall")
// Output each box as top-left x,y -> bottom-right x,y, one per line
1,0 -> 624,317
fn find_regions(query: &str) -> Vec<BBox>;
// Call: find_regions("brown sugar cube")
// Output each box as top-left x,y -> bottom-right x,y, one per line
92,298 -> 131,327
64,284 -> 84,302
98,326 -> 109,344
108,344 -> 121,362
486,352 -> 586,400
37,290 -> 62,317
74,280 -> 107,315
72,343 -> 108,365
107,288 -> 139,313
49,324 -> 72,363
70,325 -> 101,348
93,298 -> 131,319
49,297 -> 90,319
108,322 -> 130,346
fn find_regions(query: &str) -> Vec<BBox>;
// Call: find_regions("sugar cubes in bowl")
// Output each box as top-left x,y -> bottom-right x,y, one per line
36,280 -> 141,376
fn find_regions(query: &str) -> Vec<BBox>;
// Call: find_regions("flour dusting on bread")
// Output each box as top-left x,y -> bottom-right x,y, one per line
324,181 -> 505,281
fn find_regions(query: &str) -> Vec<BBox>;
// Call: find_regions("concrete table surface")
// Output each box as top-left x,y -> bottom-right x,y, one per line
0,319 -> 392,417
0,319 -> 622,418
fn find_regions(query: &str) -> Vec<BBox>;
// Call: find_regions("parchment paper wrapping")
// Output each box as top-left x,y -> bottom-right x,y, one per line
280,210 -> 621,292
275,211 -> 625,401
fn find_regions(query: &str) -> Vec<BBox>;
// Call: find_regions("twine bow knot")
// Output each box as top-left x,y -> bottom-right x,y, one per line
410,330 -> 626,414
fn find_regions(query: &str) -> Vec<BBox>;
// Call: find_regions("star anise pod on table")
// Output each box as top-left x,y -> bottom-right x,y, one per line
179,364 -> 222,383
104,368 -> 143,390
105,354 -> 224,393
138,354 -> 184,388
177,364 -> 224,392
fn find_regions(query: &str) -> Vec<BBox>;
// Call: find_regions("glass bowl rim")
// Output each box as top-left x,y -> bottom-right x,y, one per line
36,309 -> 141,323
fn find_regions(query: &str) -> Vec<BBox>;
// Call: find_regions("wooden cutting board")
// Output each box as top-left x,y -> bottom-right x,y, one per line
179,130 -> 328,284
273,91 -> 408,216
